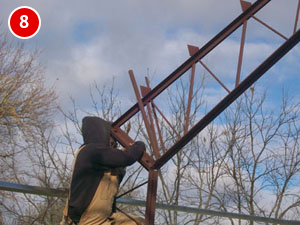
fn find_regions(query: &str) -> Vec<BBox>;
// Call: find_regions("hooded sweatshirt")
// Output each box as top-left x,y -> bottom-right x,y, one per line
68,116 -> 145,223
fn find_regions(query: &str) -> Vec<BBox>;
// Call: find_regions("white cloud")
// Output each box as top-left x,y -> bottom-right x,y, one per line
0,0 -> 298,113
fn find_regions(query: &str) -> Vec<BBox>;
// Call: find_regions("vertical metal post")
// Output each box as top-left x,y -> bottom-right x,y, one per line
140,84 -> 161,158
129,70 -> 160,159
145,170 -> 159,225
151,107 -> 167,154
145,77 -> 167,154
236,20 -> 247,87
183,63 -> 196,134
294,0 -> 300,34
236,1 -> 252,88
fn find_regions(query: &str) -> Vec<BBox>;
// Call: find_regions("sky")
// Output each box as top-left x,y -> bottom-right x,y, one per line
0,0 -> 299,120
0,1 -> 299,220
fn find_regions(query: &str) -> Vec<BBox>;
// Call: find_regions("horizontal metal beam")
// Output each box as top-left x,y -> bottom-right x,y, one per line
0,181 -> 68,197
118,199 -> 300,225
1,181 -> 299,225
152,29 -> 300,169
113,0 -> 271,128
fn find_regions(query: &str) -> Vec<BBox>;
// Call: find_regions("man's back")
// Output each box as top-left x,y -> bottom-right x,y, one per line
65,117 -> 145,224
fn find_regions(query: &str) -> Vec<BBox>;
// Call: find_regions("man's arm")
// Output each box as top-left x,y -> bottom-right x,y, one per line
90,141 -> 146,168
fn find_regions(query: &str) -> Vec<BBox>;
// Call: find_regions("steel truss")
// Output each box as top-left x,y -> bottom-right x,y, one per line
111,1 -> 300,224
0,0 -> 299,224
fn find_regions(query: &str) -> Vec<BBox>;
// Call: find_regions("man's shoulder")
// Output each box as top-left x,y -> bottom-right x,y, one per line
77,143 -> 111,159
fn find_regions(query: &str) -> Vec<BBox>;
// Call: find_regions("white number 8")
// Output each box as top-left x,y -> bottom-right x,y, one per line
20,15 -> 29,28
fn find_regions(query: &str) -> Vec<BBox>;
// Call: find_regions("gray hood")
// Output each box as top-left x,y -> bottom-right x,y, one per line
81,116 -> 111,147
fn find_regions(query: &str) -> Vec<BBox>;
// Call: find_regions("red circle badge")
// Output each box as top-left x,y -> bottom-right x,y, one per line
8,6 -> 41,39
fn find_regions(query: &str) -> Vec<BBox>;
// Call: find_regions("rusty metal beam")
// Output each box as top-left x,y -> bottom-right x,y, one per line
145,170 -> 158,225
111,127 -> 155,170
200,60 -> 231,93
152,106 -> 167,154
152,29 -> 300,170
184,63 -> 196,134
141,84 -> 161,158
240,0 -> 252,12
145,78 -> 167,154
253,15 -> 288,40
294,0 -> 300,34
129,70 -> 161,160
113,0 -> 271,128
236,21 -> 247,87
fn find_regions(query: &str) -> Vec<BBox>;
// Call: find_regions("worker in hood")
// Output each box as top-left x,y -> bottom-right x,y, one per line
60,116 -> 145,225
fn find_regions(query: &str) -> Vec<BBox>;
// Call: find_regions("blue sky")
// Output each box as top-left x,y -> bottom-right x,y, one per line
1,1 -> 300,217
0,0 -> 299,117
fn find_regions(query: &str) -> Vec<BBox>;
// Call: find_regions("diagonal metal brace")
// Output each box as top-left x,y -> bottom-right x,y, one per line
152,29 -> 300,169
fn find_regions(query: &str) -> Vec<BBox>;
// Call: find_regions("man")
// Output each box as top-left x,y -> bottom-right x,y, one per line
61,116 -> 145,225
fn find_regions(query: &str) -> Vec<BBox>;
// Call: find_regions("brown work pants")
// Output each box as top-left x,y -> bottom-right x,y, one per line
61,172 -> 144,225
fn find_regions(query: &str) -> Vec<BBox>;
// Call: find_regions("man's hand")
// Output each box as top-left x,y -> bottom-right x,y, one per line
121,142 -> 134,152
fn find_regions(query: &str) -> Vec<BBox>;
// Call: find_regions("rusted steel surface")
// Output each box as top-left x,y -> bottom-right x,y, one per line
108,1 -> 299,224
236,20 -> 247,87
2,3 -> 298,225
152,30 -> 300,170
111,127 -> 154,170
145,170 -> 159,225
152,107 -> 166,154
144,77 -> 162,156
240,0 -> 252,12
141,85 -> 161,158
145,78 -> 167,154
129,70 -> 161,159
112,0 -> 271,128
184,63 -> 196,135
140,86 -> 151,99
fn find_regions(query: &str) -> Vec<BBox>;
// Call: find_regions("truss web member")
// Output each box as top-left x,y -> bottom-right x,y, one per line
61,116 -> 145,225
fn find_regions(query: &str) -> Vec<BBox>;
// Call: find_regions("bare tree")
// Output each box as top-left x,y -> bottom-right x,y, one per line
0,31 -> 57,224
0,33 -> 57,174
2,47 -> 299,225
213,88 -> 300,224
142,73 -> 300,225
